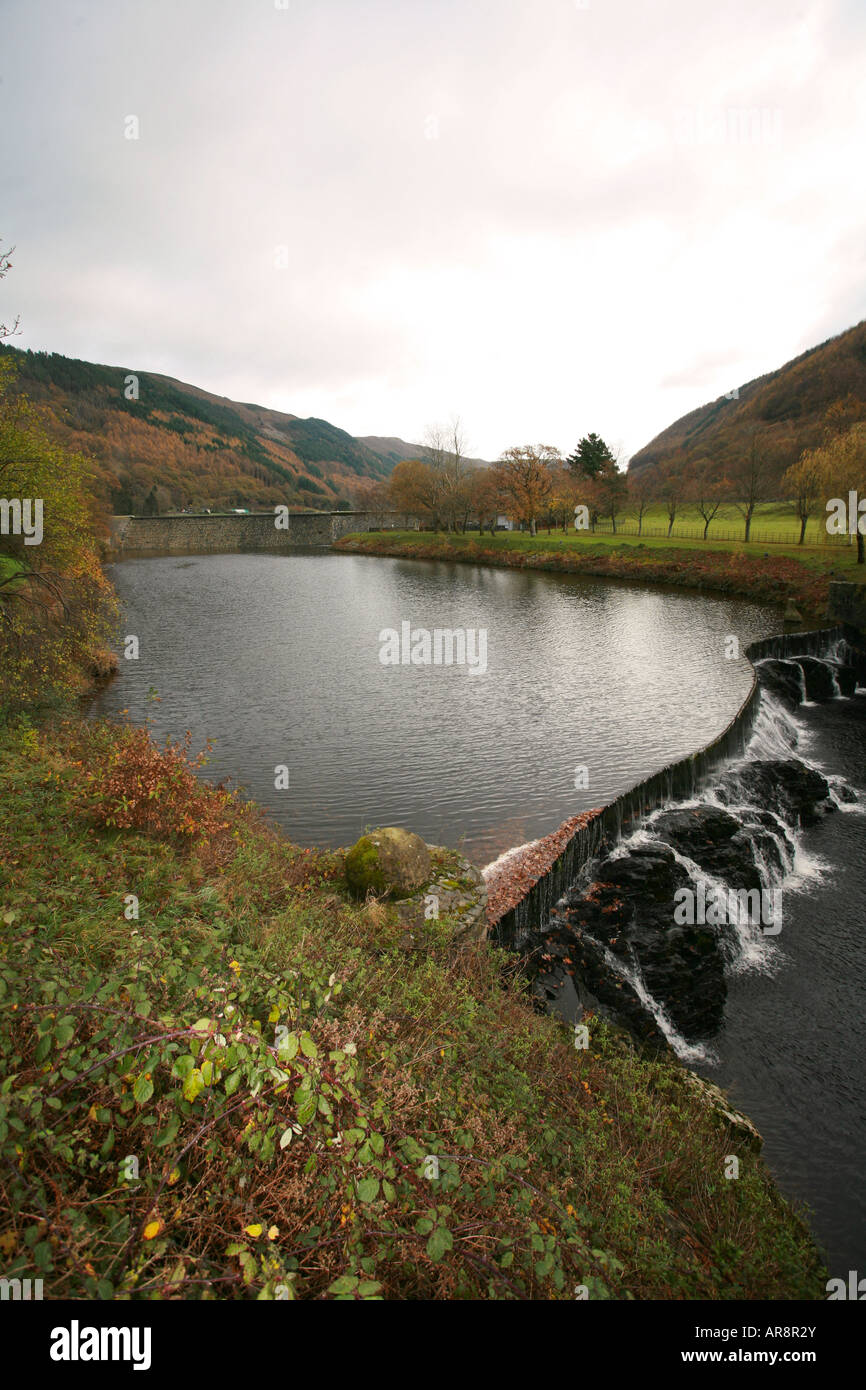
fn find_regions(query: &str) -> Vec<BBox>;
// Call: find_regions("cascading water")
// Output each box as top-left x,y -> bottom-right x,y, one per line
493,634 -> 863,1061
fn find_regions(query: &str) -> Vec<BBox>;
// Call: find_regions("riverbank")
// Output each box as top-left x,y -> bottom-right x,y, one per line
333,529 -> 856,622
0,709 -> 827,1299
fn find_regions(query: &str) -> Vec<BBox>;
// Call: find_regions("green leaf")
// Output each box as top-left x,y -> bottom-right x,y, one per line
296,1093 -> 316,1125
279,1127 -> 293,1150
133,1075 -> 154,1104
278,1033 -> 299,1061
183,1068 -> 205,1103
356,1177 -> 379,1203
328,1275 -> 359,1295
426,1226 -> 453,1262
299,1033 -> 318,1059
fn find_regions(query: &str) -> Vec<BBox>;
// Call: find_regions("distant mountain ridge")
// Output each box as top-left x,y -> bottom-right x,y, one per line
357,435 -> 493,472
629,320 -> 866,481
0,345 -> 441,513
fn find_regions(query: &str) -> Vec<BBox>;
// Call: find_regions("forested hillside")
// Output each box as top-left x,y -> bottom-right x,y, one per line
629,320 -> 866,484
0,345 -> 394,514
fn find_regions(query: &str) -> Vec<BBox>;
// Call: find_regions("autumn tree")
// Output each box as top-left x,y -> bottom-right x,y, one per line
595,462 -> 628,533
493,445 -> 559,536
468,466 -> 502,536
387,457 -> 443,529
783,448 -> 829,545
549,464 -> 584,533
815,423 -> 866,562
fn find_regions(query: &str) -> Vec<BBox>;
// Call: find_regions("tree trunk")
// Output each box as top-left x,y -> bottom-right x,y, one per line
799,515 -> 807,545
703,519 -> 710,539
858,532 -> 865,565
744,514 -> 751,542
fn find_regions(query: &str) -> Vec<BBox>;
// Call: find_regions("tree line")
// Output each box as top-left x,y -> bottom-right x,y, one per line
352,412 -> 866,560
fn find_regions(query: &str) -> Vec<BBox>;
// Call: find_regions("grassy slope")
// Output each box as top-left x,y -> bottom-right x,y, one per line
0,715 -> 825,1300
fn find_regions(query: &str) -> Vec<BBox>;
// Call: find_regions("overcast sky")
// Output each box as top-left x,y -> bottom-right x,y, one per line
2,0 -> 865,461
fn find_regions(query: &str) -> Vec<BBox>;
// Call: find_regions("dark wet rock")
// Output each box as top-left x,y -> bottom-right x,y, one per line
831,663 -> 858,697
557,843 -> 728,1042
717,759 -> 835,827
738,810 -> 796,877
796,656 -> 837,701
540,916 -> 670,1051
649,806 -> 763,893
830,778 -> 858,805
756,659 -> 805,710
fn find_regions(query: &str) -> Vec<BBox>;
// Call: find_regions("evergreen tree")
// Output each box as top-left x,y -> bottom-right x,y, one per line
568,433 -> 615,478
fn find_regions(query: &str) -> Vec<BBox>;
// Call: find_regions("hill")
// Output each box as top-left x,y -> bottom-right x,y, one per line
358,434 -> 494,472
629,320 -> 866,483
0,345 -> 402,514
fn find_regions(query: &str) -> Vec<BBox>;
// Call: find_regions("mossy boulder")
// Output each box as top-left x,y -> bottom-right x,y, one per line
344,827 -> 432,900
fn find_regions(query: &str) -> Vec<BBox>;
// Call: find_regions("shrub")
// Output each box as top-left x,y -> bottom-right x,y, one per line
88,725 -> 234,841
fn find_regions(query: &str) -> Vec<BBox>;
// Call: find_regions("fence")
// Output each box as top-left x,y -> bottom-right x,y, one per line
541,519 -> 853,547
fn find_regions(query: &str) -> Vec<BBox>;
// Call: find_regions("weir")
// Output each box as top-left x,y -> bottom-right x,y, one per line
491,623 -> 861,949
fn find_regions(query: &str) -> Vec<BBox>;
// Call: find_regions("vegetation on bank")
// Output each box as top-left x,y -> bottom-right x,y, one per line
0,347 -> 117,716
0,713 -> 826,1300
334,526 -> 862,621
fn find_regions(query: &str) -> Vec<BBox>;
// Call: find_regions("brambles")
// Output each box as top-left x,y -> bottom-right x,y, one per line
88,725 -> 233,841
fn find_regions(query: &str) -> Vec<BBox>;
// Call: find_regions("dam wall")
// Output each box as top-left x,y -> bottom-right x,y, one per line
107,511 -> 417,556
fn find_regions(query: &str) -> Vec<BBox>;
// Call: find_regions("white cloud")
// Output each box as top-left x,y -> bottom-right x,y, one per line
2,0 -> 865,461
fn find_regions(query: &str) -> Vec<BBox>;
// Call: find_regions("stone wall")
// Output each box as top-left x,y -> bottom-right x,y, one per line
828,581 -> 866,636
108,511 -> 416,556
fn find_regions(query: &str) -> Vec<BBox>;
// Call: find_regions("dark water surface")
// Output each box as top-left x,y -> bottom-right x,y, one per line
697,692 -> 866,1279
91,552 -> 780,864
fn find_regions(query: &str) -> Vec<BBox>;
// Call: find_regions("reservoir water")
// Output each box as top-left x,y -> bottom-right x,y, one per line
91,551 -> 780,864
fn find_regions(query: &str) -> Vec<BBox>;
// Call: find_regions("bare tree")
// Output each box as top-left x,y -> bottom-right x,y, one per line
688,458 -> 728,539
729,429 -> 773,542
627,469 -> 654,536
0,241 -> 20,342
652,461 -> 684,538
425,415 -> 473,532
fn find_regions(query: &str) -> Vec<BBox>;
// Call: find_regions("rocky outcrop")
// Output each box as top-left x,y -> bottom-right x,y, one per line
395,850 -> 489,945
715,758 -> 836,827
344,827 -> 431,900
682,1071 -> 763,1151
